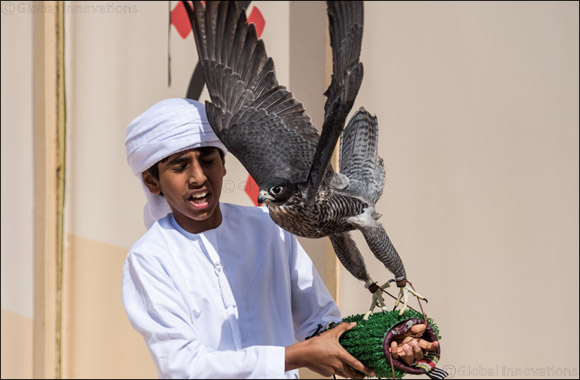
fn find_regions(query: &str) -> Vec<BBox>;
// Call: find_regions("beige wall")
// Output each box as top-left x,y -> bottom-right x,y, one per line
62,235 -> 156,378
1,1 -> 578,379
339,1 -> 579,378
1,310 -> 33,379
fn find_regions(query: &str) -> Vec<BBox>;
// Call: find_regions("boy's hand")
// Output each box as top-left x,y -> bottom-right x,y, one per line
388,323 -> 439,365
286,322 -> 375,379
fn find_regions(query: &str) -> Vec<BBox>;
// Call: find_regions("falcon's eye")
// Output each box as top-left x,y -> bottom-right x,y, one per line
270,186 -> 283,196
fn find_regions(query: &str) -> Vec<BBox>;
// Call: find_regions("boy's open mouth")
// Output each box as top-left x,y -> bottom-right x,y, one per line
188,191 -> 210,208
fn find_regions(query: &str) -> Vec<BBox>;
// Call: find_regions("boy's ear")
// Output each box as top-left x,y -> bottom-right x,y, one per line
142,171 -> 161,195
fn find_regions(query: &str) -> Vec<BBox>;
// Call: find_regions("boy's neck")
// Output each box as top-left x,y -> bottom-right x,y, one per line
172,204 -> 223,234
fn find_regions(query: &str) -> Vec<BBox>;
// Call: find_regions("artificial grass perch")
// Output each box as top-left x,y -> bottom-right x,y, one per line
308,309 -> 447,379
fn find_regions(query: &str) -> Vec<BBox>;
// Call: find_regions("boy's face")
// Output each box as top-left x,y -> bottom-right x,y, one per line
142,147 -> 226,234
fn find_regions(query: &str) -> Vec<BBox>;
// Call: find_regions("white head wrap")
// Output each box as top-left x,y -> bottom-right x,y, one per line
125,98 -> 227,229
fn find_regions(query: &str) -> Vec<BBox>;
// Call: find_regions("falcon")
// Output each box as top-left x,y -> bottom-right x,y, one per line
184,0 -> 424,317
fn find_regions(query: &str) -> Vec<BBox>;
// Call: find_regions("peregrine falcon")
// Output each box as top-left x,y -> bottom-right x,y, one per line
184,0 -> 424,317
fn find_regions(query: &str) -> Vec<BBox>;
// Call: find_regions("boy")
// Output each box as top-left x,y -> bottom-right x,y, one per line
123,98 -> 432,379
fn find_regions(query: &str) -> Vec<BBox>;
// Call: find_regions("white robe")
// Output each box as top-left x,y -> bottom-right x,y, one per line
122,203 -> 341,379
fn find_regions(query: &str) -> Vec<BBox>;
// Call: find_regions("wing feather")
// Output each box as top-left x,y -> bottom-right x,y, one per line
185,1 -> 319,186
339,108 -> 385,205
306,1 -> 364,198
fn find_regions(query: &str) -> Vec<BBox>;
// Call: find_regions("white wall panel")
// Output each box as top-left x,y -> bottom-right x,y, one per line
1,7 -> 34,320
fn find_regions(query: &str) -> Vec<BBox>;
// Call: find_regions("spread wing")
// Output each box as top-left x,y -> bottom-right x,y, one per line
306,1 -> 364,198
184,1 -> 320,186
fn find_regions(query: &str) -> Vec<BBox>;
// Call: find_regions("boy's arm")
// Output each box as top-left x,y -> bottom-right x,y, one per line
285,322 -> 374,379
284,234 -> 374,378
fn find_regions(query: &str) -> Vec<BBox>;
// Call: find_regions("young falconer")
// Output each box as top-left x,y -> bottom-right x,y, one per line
122,97 -> 378,379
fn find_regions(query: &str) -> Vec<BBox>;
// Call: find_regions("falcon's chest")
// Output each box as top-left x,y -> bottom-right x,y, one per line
267,192 -> 367,238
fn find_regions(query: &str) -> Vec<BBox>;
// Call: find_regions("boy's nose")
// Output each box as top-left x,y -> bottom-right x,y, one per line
188,162 -> 207,185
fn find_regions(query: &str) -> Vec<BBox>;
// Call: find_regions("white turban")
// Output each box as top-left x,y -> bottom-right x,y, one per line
125,98 -> 227,229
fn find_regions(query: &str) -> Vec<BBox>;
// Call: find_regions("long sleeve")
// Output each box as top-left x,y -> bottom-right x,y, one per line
122,250 -> 286,379
287,234 -> 342,341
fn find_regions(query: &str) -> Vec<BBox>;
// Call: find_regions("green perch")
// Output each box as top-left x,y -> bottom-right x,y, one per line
338,310 -> 445,379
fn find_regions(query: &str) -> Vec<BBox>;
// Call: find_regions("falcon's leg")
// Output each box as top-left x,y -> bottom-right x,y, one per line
360,225 -> 406,283
329,232 -> 372,284
359,225 -> 430,315
330,232 -> 383,319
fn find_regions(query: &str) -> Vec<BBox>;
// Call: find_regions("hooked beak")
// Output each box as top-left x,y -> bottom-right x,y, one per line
257,190 -> 272,204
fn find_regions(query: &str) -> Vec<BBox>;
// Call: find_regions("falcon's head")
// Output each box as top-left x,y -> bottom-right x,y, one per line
257,178 -> 297,205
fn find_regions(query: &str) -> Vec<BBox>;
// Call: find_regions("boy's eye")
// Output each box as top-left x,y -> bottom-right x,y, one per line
173,164 -> 187,173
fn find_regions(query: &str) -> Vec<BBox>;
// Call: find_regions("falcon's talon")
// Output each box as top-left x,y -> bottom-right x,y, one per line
394,284 -> 426,315
364,281 -> 392,319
